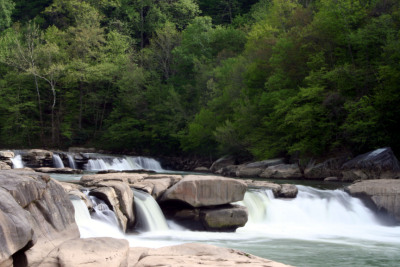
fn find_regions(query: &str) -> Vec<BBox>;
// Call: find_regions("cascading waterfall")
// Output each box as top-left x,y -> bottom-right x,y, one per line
132,188 -> 169,231
89,195 -> 120,228
11,154 -> 24,169
53,154 -> 65,168
84,155 -> 164,172
67,154 -> 77,169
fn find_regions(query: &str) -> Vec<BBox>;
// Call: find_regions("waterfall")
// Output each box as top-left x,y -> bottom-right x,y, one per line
84,155 -> 164,172
133,188 -> 169,232
89,195 -> 120,229
71,196 -> 124,239
11,154 -> 24,169
67,154 -> 77,169
53,154 -> 65,168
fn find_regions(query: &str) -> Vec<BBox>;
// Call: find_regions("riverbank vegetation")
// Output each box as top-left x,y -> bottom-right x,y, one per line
0,0 -> 399,160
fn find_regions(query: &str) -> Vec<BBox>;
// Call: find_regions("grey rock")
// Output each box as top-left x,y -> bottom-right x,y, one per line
210,156 -> 235,173
273,184 -> 298,198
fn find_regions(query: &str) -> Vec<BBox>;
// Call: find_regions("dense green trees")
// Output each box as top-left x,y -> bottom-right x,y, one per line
0,0 -> 399,161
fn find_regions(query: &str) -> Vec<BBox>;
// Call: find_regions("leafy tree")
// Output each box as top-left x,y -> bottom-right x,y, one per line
0,0 -> 15,31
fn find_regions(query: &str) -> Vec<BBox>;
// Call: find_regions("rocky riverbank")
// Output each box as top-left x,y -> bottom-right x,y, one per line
0,169 -> 294,267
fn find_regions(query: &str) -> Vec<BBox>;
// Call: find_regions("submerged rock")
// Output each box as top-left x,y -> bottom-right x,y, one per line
160,175 -> 247,207
346,179 -> 400,222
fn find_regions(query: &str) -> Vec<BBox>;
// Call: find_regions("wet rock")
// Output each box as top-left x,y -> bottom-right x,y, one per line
160,175 -> 247,207
346,179 -> 400,222
341,147 -> 400,181
304,156 -> 349,180
239,179 -> 281,191
218,165 -> 240,177
200,204 -> 248,232
260,164 -> 303,179
132,243 -> 293,267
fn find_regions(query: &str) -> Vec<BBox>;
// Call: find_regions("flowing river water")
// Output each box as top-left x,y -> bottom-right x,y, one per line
14,153 -> 398,267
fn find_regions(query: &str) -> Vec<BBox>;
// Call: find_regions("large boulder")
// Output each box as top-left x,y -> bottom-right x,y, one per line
341,147 -> 400,181
0,170 -> 79,267
200,204 -> 248,231
0,150 -> 14,159
41,237 -> 129,267
260,164 -> 303,179
81,172 -> 146,186
346,179 -> 400,222
304,156 -> 349,180
160,175 -> 247,207
210,156 -> 236,173
133,243 -> 293,267
22,149 -> 53,168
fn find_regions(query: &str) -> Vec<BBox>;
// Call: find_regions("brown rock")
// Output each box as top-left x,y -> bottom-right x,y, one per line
273,184 -> 298,198
0,162 -> 11,170
81,172 -> 146,186
34,167 -> 83,174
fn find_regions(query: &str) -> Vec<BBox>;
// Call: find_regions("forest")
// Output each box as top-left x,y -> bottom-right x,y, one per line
0,0 -> 399,162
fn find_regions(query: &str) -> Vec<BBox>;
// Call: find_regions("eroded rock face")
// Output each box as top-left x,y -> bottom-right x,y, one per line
260,164 -> 303,179
0,162 -> 11,170
22,149 -> 53,168
41,237 -> 129,267
346,179 -> 400,222
0,170 -> 79,267
160,175 -> 247,207
133,243 -> 293,267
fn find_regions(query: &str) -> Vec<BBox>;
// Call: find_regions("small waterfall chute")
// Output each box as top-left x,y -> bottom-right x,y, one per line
89,195 -> 120,229
84,154 -> 164,172
11,154 -> 24,169
67,154 -> 77,169
53,154 -> 65,168
133,188 -> 169,232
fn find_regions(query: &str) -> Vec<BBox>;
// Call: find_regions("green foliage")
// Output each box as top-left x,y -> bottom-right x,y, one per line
0,0 -> 15,31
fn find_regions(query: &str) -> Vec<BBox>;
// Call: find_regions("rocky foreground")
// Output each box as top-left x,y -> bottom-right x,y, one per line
0,169 -> 293,267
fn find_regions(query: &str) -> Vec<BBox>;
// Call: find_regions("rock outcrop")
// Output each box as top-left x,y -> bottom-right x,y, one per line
160,175 -> 247,207
200,204 -> 248,231
273,184 -> 298,198
0,170 -> 79,267
346,179 -> 400,222
210,156 -> 236,173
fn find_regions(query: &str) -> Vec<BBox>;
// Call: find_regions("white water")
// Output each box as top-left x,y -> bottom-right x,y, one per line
53,154 -> 65,168
67,154 -> 77,169
89,195 -> 120,228
11,154 -> 24,168
133,188 -> 169,232
84,155 -> 164,172
72,185 -> 400,266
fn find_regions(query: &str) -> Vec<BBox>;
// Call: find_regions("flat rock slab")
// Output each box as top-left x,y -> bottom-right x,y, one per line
346,179 -> 400,222
34,167 -> 83,174
160,175 -> 247,207
42,237 -> 129,267
133,243 -> 293,267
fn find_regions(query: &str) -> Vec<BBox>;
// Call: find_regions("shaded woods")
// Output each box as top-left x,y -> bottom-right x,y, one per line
1,0 -> 399,160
